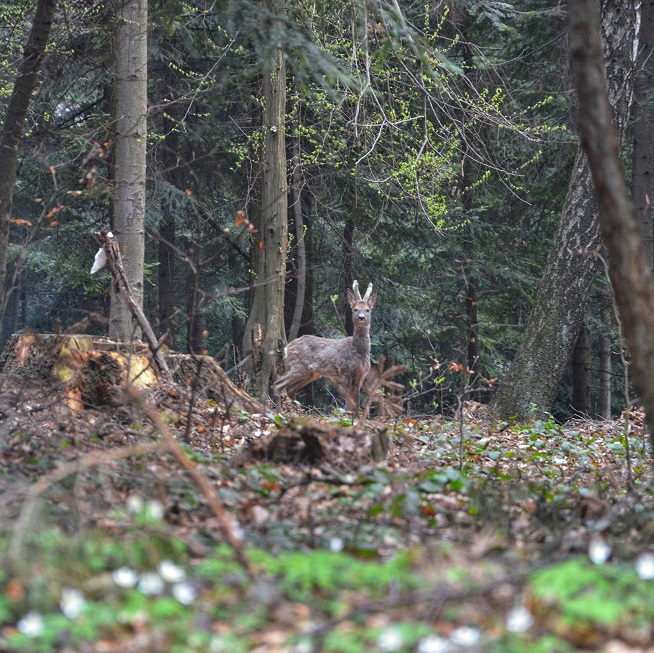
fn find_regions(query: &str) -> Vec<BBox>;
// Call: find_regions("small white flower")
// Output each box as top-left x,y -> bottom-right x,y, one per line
17,611 -> 44,637
378,627 -> 404,651
112,566 -> 139,588
172,581 -> 197,605
90,247 -> 107,274
158,560 -> 186,583
329,537 -> 344,552
506,605 -> 534,633
449,625 -> 480,647
60,587 -> 86,619
145,500 -> 164,521
208,635 -> 229,652
589,536 -> 611,565
291,639 -> 313,653
636,552 -> 654,580
417,634 -> 451,653
126,495 -> 144,514
138,572 -> 165,595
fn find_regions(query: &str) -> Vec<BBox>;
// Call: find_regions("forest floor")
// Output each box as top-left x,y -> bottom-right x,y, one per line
1,376 -> 653,653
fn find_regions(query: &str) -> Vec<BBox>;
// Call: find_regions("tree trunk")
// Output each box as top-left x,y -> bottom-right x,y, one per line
568,0 -> 654,453
492,0 -> 636,420
187,273 -> 206,355
157,73 -> 182,346
631,0 -> 654,269
288,135 -> 307,342
465,278 -> 478,378
571,323 -> 591,415
343,217 -> 355,335
0,0 -> 57,335
301,191 -> 315,337
158,212 -> 176,343
109,0 -> 148,341
242,0 -> 288,401
598,331 -> 612,418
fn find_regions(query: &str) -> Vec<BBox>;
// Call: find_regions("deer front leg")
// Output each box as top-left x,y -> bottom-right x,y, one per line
340,376 -> 362,416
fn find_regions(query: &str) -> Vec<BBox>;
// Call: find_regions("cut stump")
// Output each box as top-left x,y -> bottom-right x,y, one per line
0,333 -> 263,414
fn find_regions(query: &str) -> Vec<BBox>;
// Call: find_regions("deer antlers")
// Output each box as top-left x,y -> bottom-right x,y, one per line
352,280 -> 373,302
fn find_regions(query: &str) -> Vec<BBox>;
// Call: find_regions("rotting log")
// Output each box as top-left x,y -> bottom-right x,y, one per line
242,415 -> 390,468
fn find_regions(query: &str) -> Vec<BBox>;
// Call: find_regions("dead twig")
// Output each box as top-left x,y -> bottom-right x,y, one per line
129,387 -> 254,576
95,230 -> 173,385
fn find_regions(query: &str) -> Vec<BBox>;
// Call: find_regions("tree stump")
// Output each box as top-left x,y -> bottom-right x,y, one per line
0,333 -> 263,413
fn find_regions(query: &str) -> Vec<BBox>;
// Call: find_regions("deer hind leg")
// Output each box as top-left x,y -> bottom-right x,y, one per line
274,370 -> 320,404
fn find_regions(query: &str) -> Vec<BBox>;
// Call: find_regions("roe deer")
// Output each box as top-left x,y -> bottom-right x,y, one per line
273,280 -> 378,413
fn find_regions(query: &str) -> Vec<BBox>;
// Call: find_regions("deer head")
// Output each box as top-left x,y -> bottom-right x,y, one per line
347,280 -> 377,331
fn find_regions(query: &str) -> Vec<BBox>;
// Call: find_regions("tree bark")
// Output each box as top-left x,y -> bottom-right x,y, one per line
0,0 -> 57,334
568,0 -> 654,453
492,0 -> 636,419
242,0 -> 288,400
109,0 -> 148,341
631,0 -> 654,269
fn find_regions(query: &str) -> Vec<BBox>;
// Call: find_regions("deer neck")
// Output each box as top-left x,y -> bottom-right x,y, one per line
351,326 -> 370,356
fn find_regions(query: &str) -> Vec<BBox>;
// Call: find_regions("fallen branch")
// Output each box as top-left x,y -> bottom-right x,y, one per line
95,230 -> 173,385
129,387 -> 253,576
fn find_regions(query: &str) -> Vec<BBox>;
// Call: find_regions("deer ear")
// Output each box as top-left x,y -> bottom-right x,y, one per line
368,292 -> 378,307
346,289 -> 356,306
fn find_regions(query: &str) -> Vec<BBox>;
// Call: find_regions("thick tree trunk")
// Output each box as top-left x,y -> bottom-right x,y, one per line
492,0 -> 636,420
631,0 -> 654,269
242,0 -> 288,401
109,0 -> 148,341
568,0 -> 654,453
0,0 -> 57,334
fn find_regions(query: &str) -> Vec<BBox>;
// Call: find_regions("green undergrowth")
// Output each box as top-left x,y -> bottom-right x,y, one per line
3,524 -> 654,652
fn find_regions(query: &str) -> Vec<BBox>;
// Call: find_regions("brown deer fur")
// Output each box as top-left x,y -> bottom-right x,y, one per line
274,281 -> 377,412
